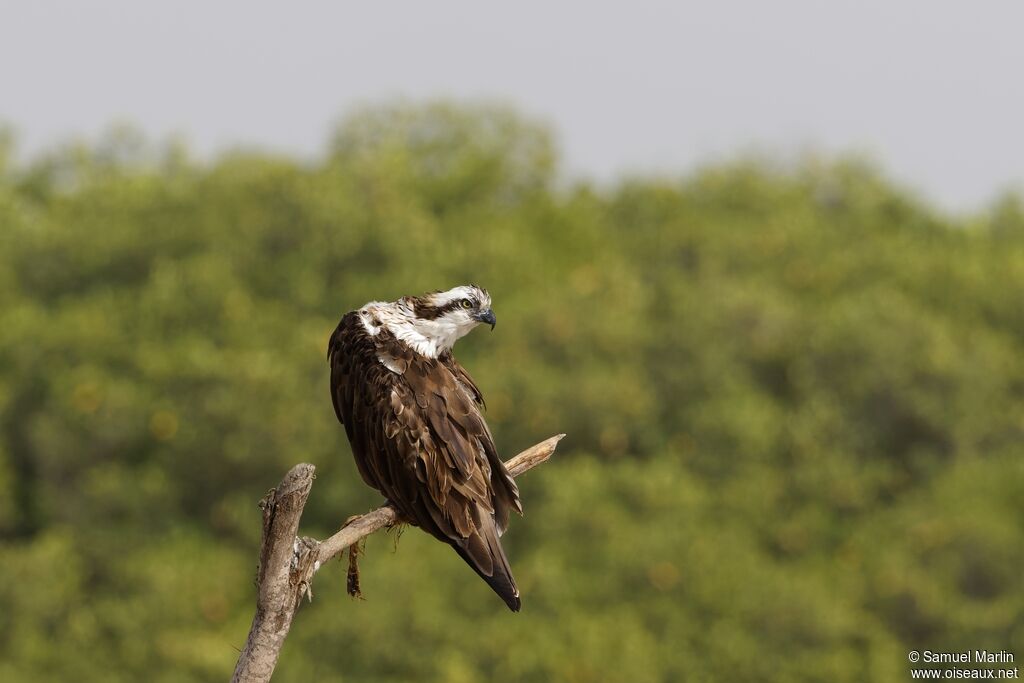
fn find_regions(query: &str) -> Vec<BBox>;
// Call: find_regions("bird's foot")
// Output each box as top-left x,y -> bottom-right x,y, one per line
346,540 -> 363,599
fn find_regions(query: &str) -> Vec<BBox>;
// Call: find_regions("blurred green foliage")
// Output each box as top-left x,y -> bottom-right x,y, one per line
1,102 -> 1023,682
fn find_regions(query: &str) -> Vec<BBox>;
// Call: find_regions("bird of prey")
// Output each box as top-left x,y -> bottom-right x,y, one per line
327,285 -> 523,611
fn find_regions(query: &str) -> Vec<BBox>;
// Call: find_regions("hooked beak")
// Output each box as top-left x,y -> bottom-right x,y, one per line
474,309 -> 497,330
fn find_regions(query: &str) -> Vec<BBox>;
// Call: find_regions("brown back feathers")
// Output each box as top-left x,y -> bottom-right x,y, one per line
328,310 -> 522,610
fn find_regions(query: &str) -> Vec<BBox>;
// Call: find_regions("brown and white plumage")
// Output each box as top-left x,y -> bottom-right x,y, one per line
327,285 -> 523,611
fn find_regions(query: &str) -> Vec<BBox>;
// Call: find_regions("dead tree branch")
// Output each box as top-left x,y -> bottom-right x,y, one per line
231,434 -> 565,683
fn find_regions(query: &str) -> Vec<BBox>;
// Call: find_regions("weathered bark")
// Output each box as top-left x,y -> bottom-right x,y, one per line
231,434 -> 564,683
231,464 -> 315,683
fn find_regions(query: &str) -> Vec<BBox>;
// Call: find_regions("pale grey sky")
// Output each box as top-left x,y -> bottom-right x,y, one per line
2,1 -> 1022,211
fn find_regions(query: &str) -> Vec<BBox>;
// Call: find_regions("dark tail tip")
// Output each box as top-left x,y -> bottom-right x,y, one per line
451,527 -> 522,612
479,562 -> 521,612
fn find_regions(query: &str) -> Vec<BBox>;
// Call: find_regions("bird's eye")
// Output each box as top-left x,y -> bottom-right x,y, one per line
460,299 -> 473,309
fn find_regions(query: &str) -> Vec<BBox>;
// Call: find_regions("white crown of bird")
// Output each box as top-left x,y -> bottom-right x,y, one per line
357,285 -> 495,358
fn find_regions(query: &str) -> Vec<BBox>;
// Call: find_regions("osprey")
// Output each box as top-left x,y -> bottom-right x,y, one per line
327,285 -> 522,611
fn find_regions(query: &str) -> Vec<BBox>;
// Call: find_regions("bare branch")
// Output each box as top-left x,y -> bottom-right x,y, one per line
232,464 -> 315,683
231,434 -> 564,683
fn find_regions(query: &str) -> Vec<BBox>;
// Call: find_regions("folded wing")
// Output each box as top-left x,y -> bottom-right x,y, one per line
328,312 -> 522,610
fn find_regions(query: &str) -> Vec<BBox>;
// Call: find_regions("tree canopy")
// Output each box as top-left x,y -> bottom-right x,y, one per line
1,103 -> 1022,682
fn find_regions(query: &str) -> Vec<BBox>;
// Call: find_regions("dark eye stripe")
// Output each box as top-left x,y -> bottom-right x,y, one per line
441,299 -> 472,314
412,298 -> 474,319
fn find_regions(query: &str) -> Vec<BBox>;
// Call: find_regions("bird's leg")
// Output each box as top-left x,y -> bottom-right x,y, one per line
346,539 -> 363,599
337,505 -> 408,598
336,514 -> 366,599
382,500 -> 409,552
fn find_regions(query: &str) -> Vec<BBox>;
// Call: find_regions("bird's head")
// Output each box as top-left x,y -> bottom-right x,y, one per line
400,285 -> 495,353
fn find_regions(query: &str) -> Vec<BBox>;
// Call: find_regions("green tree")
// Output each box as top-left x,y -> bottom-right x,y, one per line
0,103 -> 1021,682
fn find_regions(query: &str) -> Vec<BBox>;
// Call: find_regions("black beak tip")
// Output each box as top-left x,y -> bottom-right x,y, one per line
476,310 -> 497,330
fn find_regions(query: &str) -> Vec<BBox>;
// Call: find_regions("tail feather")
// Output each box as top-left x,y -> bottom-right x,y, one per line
452,515 -> 521,612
